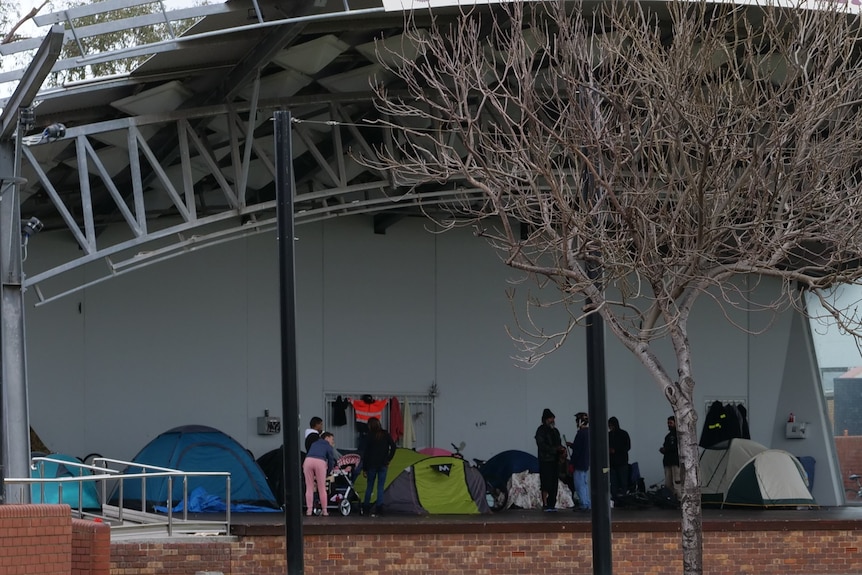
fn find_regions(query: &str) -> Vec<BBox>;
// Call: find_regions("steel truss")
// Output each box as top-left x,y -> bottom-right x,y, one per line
22,90 -> 480,305
1,0 -> 482,305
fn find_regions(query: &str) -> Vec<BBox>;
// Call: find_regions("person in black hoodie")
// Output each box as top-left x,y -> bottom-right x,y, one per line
361,417 -> 397,516
608,416 -> 631,500
535,408 -> 566,511
660,415 -> 681,499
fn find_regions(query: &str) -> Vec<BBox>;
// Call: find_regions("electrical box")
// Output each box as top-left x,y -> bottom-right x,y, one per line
257,415 -> 281,435
785,421 -> 806,439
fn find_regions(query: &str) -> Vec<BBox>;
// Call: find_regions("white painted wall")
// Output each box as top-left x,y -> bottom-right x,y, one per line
20,215 -> 840,503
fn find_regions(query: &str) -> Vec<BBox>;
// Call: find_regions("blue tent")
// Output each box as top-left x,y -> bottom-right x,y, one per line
30,453 -> 101,510
108,425 -> 278,511
479,450 -> 540,491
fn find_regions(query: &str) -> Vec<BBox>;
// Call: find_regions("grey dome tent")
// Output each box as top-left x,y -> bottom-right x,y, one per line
700,438 -> 816,508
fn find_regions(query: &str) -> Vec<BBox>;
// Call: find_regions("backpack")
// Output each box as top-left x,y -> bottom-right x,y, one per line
649,486 -> 679,509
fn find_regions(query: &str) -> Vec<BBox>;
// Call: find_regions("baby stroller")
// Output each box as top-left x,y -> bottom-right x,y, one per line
311,453 -> 361,516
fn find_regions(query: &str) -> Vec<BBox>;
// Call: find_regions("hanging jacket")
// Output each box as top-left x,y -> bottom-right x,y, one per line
349,397 -> 388,423
389,396 -> 403,442
331,395 -> 349,427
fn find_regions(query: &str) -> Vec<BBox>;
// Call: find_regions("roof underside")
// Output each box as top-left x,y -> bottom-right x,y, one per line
1,0 -> 480,303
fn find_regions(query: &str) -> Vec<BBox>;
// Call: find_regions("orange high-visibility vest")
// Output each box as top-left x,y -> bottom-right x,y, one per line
349,398 -> 388,423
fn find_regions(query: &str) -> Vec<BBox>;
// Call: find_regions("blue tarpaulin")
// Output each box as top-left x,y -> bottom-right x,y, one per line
154,486 -> 280,513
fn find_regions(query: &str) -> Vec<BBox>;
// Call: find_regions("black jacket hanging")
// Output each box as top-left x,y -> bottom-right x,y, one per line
700,401 -> 730,448
331,395 -> 349,427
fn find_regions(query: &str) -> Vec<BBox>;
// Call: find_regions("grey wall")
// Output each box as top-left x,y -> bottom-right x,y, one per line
20,215 -> 840,503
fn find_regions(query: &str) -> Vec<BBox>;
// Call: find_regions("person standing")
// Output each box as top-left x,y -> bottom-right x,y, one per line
303,432 -> 337,516
608,416 -> 631,500
535,408 -> 565,511
569,412 -> 591,511
660,415 -> 681,499
361,416 -> 397,516
304,416 -> 324,452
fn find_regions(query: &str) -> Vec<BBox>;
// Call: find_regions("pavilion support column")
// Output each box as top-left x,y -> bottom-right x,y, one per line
0,129 -> 29,504
0,26 -> 64,504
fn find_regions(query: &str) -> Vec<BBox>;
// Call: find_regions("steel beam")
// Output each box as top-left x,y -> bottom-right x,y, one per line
0,26 -> 64,140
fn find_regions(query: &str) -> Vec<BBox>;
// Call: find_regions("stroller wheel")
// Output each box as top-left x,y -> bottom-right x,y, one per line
339,499 -> 352,516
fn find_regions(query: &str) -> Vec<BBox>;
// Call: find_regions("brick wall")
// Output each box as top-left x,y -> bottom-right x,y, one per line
0,504 -> 71,575
111,540 -> 234,574
71,518 -> 111,575
110,530 -> 862,575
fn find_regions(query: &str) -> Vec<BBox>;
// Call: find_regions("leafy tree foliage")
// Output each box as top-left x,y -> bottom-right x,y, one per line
56,1 -> 187,83
0,0 -> 202,83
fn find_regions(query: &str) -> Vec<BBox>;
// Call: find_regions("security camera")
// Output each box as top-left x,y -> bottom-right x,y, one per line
39,123 -> 66,143
22,217 -> 43,237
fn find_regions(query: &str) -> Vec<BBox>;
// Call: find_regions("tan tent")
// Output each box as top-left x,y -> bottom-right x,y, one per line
700,438 -> 816,508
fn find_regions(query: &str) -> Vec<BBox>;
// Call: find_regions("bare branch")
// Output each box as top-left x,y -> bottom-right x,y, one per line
361,3 -> 862,570
1,1 -> 48,45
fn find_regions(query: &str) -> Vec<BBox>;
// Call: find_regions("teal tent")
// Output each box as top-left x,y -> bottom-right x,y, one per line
30,453 -> 101,511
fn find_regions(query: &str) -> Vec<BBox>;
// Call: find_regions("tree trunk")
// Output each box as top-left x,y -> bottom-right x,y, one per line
676,394 -> 703,575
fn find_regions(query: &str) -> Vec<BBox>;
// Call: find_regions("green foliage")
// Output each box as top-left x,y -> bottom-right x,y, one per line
51,0 -> 201,85
0,4 -> 10,35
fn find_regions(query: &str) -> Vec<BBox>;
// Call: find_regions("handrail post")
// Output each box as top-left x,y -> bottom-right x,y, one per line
225,475 -> 231,532
118,478 -> 124,523
182,475 -> 188,521
38,461 -> 46,503
141,468 -> 147,512
166,475 -> 173,537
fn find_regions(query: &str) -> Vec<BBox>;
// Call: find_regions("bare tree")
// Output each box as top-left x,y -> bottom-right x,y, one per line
366,0 -> 862,573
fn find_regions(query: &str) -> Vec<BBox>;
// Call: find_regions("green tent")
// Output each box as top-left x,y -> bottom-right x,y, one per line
354,448 -> 491,514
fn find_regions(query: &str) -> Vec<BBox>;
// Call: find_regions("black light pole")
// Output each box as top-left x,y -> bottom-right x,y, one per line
581,91 -> 612,575
275,109 -> 304,574
585,278 -> 612,574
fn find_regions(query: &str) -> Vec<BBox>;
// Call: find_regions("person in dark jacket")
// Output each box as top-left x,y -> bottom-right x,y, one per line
304,416 -> 324,452
303,432 -> 337,516
535,408 -> 565,511
608,416 -> 631,500
660,415 -> 681,499
568,412 -> 591,511
361,417 -> 397,516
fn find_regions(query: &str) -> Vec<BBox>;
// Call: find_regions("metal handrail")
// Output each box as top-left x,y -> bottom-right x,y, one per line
6,455 -> 232,537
